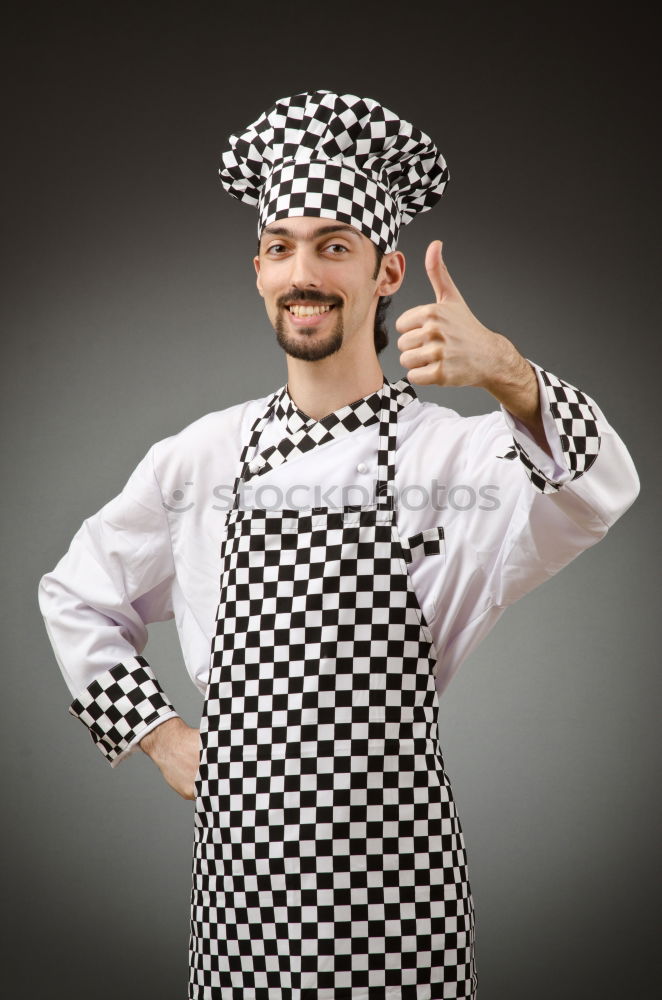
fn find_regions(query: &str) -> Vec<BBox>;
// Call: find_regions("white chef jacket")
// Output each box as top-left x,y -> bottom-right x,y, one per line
38,361 -> 639,768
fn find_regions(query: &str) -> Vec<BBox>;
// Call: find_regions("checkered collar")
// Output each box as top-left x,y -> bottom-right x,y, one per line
239,375 -> 417,485
273,378 -> 386,438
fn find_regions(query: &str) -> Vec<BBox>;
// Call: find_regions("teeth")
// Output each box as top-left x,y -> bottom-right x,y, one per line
288,304 -> 333,316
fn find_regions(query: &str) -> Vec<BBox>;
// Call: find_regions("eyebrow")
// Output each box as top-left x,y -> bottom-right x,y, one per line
260,223 -> 362,242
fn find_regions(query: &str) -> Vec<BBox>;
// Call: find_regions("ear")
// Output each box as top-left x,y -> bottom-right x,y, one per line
253,255 -> 263,297
377,250 -> 405,297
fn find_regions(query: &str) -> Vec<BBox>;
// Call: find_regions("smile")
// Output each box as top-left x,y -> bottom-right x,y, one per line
287,304 -> 334,316
285,303 -> 337,327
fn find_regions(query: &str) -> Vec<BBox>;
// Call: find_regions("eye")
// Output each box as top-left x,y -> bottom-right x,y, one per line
265,243 -> 288,255
324,243 -> 349,254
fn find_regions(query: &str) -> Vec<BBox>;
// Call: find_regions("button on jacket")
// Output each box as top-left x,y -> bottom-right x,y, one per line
38,361 -> 640,768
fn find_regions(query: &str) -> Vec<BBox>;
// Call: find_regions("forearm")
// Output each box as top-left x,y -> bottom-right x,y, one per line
140,715 -> 190,763
140,716 -> 201,801
482,335 -> 552,457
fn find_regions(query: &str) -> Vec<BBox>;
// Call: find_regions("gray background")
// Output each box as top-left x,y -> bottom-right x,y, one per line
3,2 -> 659,997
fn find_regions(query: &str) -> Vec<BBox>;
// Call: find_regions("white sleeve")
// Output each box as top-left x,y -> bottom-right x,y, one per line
488,360 -> 640,606
38,444 -> 181,768
436,362 -> 640,679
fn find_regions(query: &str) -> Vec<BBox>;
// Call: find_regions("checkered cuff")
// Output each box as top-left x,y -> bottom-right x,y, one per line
508,364 -> 602,495
68,655 -> 178,767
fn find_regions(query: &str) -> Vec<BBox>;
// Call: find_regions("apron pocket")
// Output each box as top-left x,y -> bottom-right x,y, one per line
400,526 -> 446,565
397,526 -> 446,626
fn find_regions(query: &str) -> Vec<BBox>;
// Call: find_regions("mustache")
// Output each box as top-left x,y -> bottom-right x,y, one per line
279,290 -> 341,307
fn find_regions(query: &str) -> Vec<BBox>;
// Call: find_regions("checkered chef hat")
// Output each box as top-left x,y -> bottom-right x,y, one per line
218,90 -> 450,254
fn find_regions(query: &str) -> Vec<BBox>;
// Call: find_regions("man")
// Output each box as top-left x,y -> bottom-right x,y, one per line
38,91 -> 639,999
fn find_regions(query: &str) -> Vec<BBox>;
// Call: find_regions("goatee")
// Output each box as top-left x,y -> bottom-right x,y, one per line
274,309 -> 345,361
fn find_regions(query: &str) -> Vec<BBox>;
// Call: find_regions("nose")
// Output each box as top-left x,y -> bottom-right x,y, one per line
288,245 -> 324,291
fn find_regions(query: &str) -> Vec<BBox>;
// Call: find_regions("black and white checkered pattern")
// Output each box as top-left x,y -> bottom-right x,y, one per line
219,90 -> 450,253
188,377 -> 477,998
400,527 -> 446,565
68,655 -> 177,766
274,375 -> 385,437
512,367 -> 602,494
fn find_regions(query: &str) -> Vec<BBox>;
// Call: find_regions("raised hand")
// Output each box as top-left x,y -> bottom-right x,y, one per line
395,240 -> 515,389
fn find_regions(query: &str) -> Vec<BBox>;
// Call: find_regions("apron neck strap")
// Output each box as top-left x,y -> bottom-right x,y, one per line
375,376 -> 398,511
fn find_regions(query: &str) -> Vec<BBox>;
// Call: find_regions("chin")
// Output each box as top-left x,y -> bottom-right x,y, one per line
274,314 -> 345,361
276,330 -> 344,361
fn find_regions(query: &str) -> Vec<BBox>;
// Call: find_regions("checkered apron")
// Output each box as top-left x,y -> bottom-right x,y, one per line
188,378 -> 477,999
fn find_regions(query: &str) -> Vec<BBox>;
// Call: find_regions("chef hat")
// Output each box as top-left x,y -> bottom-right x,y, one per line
219,90 -> 450,254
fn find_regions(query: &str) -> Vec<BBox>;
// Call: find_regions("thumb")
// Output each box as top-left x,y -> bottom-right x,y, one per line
425,240 -> 460,304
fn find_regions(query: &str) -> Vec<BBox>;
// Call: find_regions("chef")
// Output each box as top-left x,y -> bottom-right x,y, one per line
38,90 -> 639,1000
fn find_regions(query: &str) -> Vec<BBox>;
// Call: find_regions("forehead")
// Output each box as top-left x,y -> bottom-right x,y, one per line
260,216 -> 366,244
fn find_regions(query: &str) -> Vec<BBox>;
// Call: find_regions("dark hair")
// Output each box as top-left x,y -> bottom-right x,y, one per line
256,238 -> 392,355
371,245 -> 391,355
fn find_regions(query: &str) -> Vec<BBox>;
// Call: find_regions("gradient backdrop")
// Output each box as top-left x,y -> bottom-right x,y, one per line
3,3 -> 659,997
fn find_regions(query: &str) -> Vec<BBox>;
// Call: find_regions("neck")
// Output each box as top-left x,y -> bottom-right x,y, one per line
287,354 -> 384,420
284,348 -> 384,422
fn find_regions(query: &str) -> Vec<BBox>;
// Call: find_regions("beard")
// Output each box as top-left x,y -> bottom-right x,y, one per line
273,307 -> 344,361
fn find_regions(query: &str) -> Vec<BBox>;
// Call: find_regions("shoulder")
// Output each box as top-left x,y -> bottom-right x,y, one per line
396,396 -> 522,488
400,396 -> 510,445
149,392 -> 273,476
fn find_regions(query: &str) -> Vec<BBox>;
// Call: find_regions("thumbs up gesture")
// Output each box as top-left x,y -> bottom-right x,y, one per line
395,240 -> 516,389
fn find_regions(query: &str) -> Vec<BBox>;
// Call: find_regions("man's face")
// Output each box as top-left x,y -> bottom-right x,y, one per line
253,216 -> 384,362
